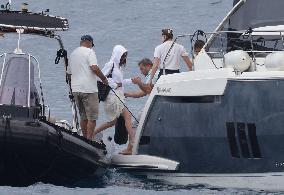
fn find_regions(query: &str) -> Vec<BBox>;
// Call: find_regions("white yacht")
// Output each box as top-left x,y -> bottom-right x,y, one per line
111,0 -> 284,191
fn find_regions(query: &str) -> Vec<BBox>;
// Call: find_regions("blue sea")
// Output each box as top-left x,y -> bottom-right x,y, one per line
0,0 -> 281,194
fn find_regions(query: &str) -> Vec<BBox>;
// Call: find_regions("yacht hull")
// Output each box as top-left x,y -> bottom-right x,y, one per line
134,79 -> 284,189
139,172 -> 284,191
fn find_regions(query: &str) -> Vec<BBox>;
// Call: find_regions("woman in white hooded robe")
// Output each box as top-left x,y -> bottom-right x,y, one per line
94,45 -> 135,155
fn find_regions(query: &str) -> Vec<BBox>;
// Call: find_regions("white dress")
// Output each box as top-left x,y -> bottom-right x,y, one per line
101,45 -> 132,122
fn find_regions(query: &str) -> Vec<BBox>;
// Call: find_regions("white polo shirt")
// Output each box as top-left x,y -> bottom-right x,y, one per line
145,68 -> 159,85
68,46 -> 99,93
154,41 -> 188,70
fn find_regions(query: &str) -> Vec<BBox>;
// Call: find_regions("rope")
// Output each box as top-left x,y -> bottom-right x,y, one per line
110,88 -> 139,123
162,37 -> 178,75
55,49 -> 67,64
54,35 -> 80,130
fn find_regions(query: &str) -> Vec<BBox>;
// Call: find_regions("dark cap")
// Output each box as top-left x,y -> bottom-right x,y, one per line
162,28 -> 173,36
81,35 -> 94,47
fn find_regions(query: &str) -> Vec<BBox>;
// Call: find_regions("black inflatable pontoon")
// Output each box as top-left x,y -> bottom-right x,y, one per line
0,3 -> 109,186
0,107 -> 108,186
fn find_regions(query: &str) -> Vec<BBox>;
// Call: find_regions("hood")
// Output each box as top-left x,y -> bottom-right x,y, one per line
109,45 -> 127,66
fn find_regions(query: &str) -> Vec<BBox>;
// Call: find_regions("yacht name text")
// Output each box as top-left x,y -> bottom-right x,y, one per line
157,87 -> 172,94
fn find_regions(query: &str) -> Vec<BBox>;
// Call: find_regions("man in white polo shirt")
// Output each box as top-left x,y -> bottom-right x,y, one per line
68,35 -> 108,140
125,58 -> 158,98
149,28 -> 193,84
124,58 -> 159,129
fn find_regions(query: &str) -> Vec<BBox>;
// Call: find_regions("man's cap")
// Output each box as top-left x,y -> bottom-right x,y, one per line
162,28 -> 173,36
81,35 -> 94,46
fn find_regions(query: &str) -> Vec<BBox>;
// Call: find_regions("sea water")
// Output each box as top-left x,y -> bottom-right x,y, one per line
0,0 -> 280,194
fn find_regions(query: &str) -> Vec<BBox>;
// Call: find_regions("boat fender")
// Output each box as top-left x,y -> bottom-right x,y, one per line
224,50 -> 251,72
264,51 -> 284,71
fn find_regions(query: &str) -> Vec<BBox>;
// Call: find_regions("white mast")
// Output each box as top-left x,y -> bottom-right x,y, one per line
205,0 -> 247,47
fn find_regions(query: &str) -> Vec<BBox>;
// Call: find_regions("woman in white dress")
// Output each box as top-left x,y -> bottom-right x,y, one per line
94,45 -> 135,155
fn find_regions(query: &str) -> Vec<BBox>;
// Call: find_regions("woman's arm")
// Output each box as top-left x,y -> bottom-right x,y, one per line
182,56 -> 193,71
125,90 -> 146,98
149,57 -> 160,84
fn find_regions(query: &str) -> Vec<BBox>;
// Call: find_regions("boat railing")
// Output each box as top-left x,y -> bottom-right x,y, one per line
206,30 -> 284,52
176,29 -> 284,71
45,104 -> 50,121
0,52 -> 46,116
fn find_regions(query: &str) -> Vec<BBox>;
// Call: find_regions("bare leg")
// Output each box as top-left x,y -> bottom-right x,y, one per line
93,119 -> 117,139
120,108 -> 135,155
123,108 -> 135,142
86,120 -> 96,140
80,119 -> 88,138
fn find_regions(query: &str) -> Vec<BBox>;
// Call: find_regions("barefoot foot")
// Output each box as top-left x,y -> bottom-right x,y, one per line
119,143 -> 133,155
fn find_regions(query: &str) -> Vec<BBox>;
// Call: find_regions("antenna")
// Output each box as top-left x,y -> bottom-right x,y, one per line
14,29 -> 24,54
